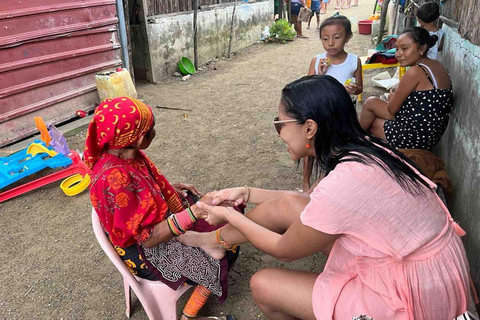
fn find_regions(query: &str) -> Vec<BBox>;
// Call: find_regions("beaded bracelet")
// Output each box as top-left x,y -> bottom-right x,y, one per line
167,208 -> 197,237
215,228 -> 238,253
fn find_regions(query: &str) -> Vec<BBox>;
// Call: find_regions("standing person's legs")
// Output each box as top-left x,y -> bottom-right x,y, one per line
335,0 -> 341,9
316,11 -> 320,27
308,11 -> 314,28
250,268 -> 318,320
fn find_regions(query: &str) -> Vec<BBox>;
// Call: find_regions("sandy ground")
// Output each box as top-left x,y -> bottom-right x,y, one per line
0,1 -> 393,319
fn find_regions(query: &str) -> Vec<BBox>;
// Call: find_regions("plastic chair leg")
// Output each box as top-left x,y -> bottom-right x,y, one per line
124,277 -> 131,318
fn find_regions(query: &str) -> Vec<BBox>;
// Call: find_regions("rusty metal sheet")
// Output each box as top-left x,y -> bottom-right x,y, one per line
0,0 -> 121,147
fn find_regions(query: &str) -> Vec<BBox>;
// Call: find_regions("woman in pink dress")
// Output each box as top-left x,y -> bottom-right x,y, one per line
179,75 -> 472,319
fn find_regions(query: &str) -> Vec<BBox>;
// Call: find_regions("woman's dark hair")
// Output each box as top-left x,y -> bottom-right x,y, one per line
281,75 -> 430,195
401,26 -> 438,55
319,15 -> 352,37
417,1 -> 440,23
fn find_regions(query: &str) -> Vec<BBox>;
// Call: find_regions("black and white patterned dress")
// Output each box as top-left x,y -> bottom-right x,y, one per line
383,63 -> 452,150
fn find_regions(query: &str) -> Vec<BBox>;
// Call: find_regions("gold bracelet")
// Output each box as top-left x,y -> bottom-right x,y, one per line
244,185 -> 250,203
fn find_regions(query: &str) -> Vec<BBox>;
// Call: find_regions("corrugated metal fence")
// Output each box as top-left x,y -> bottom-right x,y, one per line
0,0 -> 122,147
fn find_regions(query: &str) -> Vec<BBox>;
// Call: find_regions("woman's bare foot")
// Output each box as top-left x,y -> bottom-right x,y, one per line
178,231 -> 226,260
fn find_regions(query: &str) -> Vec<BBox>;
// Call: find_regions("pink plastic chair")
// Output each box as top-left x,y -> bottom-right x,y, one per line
91,208 -> 192,319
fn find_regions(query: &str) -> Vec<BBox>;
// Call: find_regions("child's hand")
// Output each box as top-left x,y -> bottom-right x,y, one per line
345,83 -> 358,95
318,58 -> 331,75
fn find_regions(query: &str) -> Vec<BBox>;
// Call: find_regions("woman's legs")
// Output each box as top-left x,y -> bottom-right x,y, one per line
359,97 -> 391,140
250,268 -> 318,320
179,192 -> 311,259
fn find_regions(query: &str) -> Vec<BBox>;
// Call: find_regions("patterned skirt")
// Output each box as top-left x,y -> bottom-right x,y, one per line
115,193 -> 243,303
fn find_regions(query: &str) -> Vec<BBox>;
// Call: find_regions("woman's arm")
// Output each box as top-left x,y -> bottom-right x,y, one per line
143,204 -> 205,248
386,66 -> 421,115
198,203 -> 339,261
211,187 -> 299,206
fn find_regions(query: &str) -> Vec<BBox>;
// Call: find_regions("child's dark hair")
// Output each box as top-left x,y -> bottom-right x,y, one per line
319,15 -> 352,37
401,26 -> 438,54
417,1 -> 440,23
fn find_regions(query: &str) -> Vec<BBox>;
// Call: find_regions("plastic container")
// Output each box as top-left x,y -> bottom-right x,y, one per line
371,19 -> 381,37
95,68 -> 137,102
358,20 -> 373,35
349,17 -> 359,33
178,57 -> 196,75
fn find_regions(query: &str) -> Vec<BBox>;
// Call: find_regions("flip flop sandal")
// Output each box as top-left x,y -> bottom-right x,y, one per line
198,316 -> 236,320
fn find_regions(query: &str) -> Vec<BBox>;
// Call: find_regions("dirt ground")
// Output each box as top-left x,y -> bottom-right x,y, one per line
0,1 -> 394,319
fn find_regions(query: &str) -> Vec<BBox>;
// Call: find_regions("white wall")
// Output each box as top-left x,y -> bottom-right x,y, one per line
141,0 -> 273,81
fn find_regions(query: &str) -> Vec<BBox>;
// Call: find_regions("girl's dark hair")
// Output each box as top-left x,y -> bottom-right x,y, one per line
319,15 -> 352,37
281,75 -> 430,195
417,1 -> 440,23
401,26 -> 438,55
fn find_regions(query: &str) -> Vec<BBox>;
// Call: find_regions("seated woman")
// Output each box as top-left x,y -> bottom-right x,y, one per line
179,75 -> 472,320
359,27 -> 452,151
84,97 -> 235,320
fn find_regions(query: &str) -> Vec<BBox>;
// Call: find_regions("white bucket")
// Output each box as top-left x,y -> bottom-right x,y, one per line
349,17 -> 359,33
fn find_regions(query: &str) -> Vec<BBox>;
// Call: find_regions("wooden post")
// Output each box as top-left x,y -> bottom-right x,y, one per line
287,0 -> 291,22
227,1 -> 237,58
376,0 -> 390,46
123,0 -> 135,83
193,0 -> 198,68
279,0 -> 284,19
139,0 -> 155,82
392,0 -> 400,35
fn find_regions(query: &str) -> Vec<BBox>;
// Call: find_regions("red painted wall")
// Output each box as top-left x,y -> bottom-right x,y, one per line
0,0 -> 122,147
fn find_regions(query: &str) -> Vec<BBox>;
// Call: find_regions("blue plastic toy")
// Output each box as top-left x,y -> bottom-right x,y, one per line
0,140 -> 73,191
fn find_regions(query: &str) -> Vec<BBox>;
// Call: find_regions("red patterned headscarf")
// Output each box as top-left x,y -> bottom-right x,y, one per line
84,97 -> 154,169
86,97 -> 185,246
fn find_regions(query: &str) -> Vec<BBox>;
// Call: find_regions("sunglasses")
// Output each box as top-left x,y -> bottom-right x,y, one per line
273,116 -> 299,134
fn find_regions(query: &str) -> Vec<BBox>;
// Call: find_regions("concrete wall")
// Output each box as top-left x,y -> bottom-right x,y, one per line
136,0 -> 273,81
435,24 -> 480,291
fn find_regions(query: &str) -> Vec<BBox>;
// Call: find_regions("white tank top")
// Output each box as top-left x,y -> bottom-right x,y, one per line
314,52 -> 358,84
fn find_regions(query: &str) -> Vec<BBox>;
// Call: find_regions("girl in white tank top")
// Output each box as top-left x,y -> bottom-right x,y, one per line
305,15 -> 363,193
307,15 -> 362,95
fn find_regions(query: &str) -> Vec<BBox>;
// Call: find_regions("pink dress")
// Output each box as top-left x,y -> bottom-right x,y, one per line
300,161 -> 471,320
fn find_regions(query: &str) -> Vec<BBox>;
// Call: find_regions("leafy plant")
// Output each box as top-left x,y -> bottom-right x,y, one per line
269,19 -> 296,42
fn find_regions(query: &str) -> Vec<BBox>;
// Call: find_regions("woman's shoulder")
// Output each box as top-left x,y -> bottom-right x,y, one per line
91,155 -> 135,187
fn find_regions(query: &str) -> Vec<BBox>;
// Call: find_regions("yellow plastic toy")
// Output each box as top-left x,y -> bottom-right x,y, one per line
60,174 -> 91,196
26,142 -> 58,158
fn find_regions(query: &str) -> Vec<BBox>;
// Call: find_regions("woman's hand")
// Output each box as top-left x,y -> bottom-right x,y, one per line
196,202 -> 237,226
210,187 -> 248,206
172,183 -> 201,198
189,203 -> 208,220
387,89 -> 395,102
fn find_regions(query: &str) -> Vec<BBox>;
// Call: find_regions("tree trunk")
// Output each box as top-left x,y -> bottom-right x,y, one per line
376,0 -> 390,47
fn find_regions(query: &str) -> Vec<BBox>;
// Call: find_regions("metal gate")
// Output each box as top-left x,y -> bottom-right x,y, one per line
0,0 -> 122,147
